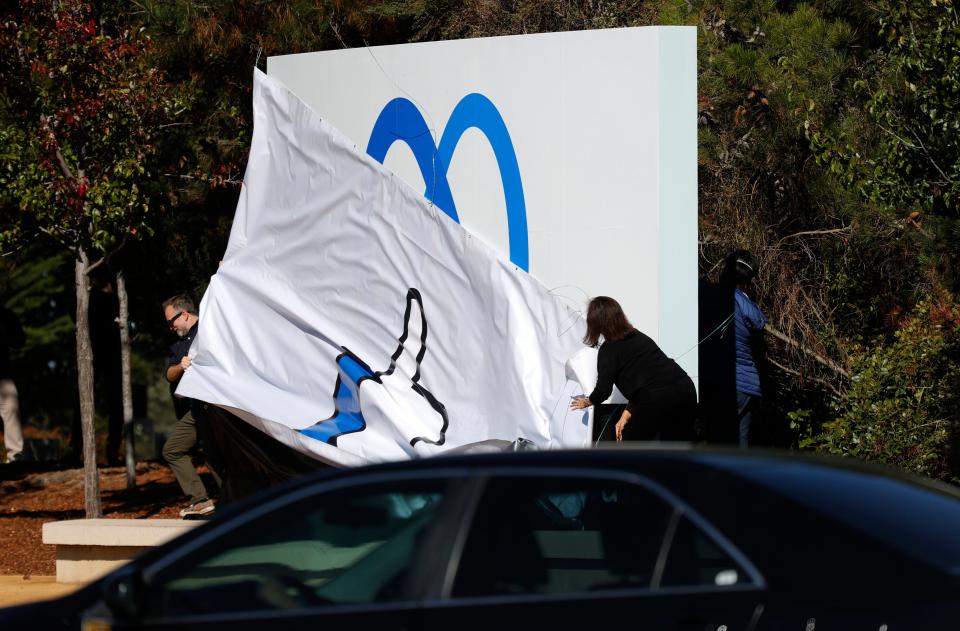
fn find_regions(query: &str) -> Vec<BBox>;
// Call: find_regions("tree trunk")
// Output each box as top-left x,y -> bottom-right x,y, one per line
116,270 -> 136,489
75,249 -> 102,518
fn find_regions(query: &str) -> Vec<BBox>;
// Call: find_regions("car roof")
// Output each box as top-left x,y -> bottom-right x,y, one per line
320,444 -> 955,499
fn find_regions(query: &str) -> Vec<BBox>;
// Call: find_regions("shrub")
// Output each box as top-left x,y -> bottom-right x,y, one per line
815,299 -> 960,482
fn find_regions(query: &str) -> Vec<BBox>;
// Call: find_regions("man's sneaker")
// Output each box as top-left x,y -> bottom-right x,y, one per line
179,499 -> 215,518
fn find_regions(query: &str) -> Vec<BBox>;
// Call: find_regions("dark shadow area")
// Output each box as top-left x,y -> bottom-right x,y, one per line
198,406 -> 328,505
592,404 -> 626,444
0,461 -> 81,482
698,280 -> 738,444
1,508 -> 85,520
102,478 -> 184,518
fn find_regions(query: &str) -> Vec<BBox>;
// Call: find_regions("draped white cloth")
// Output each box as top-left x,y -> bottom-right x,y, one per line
177,69 -> 591,467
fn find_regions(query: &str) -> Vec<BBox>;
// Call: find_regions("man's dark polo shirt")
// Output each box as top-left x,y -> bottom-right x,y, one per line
167,322 -> 198,420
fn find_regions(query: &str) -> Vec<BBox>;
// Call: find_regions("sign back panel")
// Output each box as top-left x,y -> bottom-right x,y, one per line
268,26 -> 698,384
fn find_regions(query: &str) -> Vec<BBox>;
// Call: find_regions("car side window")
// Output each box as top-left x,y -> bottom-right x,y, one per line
145,480 -> 448,617
451,476 -> 673,597
660,515 -> 749,588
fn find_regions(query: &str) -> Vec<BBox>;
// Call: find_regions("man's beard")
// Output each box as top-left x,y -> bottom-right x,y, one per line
176,328 -> 188,338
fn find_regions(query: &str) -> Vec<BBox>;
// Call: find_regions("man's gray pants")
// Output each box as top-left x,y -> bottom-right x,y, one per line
163,410 -> 221,504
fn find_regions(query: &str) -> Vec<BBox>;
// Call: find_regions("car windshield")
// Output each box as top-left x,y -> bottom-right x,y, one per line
706,456 -> 960,573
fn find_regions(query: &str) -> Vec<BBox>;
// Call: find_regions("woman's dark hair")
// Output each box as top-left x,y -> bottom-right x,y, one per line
720,250 -> 758,288
584,296 -> 634,347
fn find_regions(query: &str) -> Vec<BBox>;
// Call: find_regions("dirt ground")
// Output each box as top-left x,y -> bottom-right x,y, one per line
0,575 -> 80,607
0,461 -> 205,576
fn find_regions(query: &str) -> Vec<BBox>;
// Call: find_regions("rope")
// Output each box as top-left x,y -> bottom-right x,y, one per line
673,312 -> 734,360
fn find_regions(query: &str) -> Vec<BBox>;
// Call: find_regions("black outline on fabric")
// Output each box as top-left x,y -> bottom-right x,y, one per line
378,289 -> 449,447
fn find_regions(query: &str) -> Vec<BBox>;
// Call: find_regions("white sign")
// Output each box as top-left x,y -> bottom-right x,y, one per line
269,26 -> 698,384
177,70 -> 591,467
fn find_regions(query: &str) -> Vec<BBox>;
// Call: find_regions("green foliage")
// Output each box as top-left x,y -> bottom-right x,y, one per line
815,300 -> 960,481
696,2 -> 857,189
1,0 -> 959,482
786,408 -> 814,447
3,253 -> 75,349
0,0 -> 174,257
130,0 -> 262,194
1,250 -> 78,427
682,1 -> 865,416
820,217 -> 931,337
811,0 -> 960,217
350,0 -> 659,41
661,0 -> 960,472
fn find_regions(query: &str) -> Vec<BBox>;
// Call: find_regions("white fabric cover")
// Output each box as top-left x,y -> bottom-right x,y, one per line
177,70 -> 591,467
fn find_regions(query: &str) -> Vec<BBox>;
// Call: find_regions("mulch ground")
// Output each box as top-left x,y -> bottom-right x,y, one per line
0,462 -> 210,576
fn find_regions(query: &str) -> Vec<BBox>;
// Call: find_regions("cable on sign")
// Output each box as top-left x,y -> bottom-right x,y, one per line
362,39 -> 441,211
673,311 -> 735,361
548,285 -> 590,338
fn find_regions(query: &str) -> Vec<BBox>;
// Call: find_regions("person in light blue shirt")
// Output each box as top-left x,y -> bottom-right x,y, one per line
721,250 -> 766,447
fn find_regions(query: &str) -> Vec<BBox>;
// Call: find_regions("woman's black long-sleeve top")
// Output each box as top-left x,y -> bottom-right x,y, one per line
587,329 -> 687,405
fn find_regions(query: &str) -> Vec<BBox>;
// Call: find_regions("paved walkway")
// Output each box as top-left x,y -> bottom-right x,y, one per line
0,576 -> 80,608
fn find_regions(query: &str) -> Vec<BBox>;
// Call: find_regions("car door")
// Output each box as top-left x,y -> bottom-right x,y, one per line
111,470 -> 472,630
420,468 -> 766,631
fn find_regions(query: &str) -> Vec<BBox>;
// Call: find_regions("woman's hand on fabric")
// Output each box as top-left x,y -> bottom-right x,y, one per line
570,396 -> 592,410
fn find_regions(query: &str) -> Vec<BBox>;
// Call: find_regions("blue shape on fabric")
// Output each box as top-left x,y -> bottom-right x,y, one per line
366,95 -> 529,271
299,351 -> 373,445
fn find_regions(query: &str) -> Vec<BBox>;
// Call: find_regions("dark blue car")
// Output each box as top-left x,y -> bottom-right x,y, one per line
4,447 -> 960,629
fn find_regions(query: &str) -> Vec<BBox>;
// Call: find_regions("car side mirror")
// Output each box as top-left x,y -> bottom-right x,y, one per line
101,565 -> 146,621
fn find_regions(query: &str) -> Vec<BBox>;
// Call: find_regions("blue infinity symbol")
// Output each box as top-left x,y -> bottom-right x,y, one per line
366,94 -> 529,271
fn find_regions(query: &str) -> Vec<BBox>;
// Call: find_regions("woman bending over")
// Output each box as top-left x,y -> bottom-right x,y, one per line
571,296 -> 696,441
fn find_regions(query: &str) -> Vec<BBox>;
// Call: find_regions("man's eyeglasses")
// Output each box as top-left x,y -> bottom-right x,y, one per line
167,311 -> 184,327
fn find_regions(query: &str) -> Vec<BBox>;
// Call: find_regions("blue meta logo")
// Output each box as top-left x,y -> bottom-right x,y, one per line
366,94 -> 529,271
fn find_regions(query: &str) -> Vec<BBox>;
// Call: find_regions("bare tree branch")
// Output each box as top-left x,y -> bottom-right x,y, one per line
907,125 -> 952,185
777,226 -> 852,246
54,147 -> 76,180
37,225 -> 79,251
84,256 -> 106,275
329,17 -> 349,49
768,356 -> 844,397
877,122 -> 919,150
765,324 -> 850,379
164,173 -> 243,185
